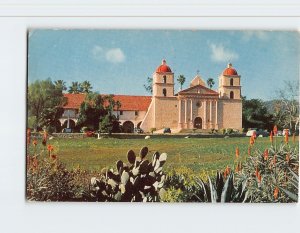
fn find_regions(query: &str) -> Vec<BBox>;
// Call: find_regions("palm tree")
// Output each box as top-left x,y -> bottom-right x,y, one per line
143,77 -> 153,94
177,75 -> 186,90
207,78 -> 215,89
81,80 -> 92,93
68,81 -> 82,94
54,80 -> 67,92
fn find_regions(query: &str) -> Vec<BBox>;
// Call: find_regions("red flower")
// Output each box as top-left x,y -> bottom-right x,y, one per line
273,155 -> 276,166
274,187 -> 279,200
252,131 -> 257,139
27,128 -> 31,145
235,147 -> 239,159
32,139 -> 37,146
270,131 -> 273,143
273,125 -> 278,135
257,172 -> 262,183
248,146 -> 251,156
250,136 -> 255,145
47,144 -> 54,152
263,149 -> 269,160
255,167 -> 259,178
285,132 -> 289,144
286,154 -> 290,163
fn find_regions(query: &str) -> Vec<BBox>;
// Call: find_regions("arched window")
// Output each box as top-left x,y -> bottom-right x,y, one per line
163,75 -> 167,83
163,88 -> 167,97
230,78 -> 234,86
230,91 -> 234,99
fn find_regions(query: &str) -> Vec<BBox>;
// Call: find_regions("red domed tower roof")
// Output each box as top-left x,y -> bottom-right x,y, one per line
156,59 -> 172,73
223,63 -> 238,76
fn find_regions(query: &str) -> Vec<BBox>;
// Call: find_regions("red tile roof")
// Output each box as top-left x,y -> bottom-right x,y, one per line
63,93 -> 152,111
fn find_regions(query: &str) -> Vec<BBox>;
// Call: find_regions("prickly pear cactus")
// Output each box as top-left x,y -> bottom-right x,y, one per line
89,147 -> 167,202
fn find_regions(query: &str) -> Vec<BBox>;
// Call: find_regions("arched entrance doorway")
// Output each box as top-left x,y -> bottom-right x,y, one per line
62,119 -> 76,129
123,121 -> 134,133
194,117 -> 202,129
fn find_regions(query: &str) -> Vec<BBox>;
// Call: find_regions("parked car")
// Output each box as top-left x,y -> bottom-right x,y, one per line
246,129 -> 256,137
134,127 -> 144,134
163,128 -> 171,134
256,129 -> 269,137
277,130 -> 283,136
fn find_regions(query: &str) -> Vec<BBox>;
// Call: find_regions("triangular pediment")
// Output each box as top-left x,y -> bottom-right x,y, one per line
178,84 -> 218,95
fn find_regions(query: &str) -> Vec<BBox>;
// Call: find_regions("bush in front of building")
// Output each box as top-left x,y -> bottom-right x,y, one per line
150,128 -> 156,134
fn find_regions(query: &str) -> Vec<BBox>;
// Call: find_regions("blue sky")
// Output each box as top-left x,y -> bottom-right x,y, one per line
28,30 -> 299,100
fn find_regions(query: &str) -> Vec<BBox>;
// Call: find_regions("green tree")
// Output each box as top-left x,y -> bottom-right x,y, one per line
68,81 -> 83,94
207,78 -> 215,89
177,75 -> 186,90
115,100 -> 122,119
242,97 -> 274,131
28,78 -> 66,131
81,80 -> 93,93
143,77 -> 153,94
76,92 -> 121,132
54,80 -> 67,92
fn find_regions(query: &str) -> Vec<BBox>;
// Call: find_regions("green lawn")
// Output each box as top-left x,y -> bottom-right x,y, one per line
30,136 -> 298,174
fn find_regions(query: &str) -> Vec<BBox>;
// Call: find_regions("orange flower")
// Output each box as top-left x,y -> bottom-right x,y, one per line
257,172 -> 262,183
285,132 -> 289,144
270,131 -> 273,143
263,149 -> 269,161
255,167 -> 259,178
224,166 -> 231,178
235,147 -> 240,159
27,128 -> 31,145
31,157 -> 38,170
273,125 -> 278,135
274,187 -> 279,199
286,153 -> 290,163
47,144 -> 54,152
273,155 -> 276,166
248,146 -> 251,156
250,136 -> 255,145
252,131 -> 257,139
32,138 -> 37,146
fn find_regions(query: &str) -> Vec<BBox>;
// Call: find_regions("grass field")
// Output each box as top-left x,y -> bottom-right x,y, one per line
31,136 -> 298,174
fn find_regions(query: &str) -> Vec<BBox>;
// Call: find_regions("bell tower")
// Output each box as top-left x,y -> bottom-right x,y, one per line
218,63 -> 241,100
152,60 -> 174,97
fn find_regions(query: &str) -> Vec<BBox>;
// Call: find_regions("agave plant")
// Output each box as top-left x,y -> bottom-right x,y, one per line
163,169 -> 248,203
87,146 -> 168,202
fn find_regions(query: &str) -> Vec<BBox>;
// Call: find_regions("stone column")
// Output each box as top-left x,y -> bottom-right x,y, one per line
178,99 -> 182,128
190,99 -> 193,128
203,100 -> 207,129
209,101 -> 213,129
67,109 -> 70,128
215,100 -> 218,129
184,99 -> 188,128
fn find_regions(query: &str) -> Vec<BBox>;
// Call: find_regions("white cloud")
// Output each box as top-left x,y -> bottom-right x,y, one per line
92,45 -> 125,63
105,48 -> 125,63
209,43 -> 239,62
